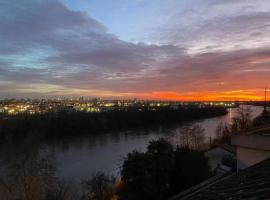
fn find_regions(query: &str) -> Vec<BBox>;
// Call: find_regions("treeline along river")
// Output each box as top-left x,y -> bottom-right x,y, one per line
0,106 -> 263,181
0,106 -> 227,139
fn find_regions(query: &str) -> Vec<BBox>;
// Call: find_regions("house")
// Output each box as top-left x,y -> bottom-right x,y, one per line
204,144 -> 236,174
231,125 -> 270,170
168,125 -> 270,199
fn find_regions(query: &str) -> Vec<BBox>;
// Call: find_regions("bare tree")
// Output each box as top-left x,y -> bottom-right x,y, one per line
214,107 -> 253,145
233,106 -> 253,132
174,124 -> 206,150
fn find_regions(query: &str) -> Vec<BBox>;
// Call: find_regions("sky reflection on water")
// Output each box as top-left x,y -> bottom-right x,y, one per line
48,106 -> 263,180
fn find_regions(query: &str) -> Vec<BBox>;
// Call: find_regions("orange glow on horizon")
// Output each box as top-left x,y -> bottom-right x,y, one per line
132,90 -> 265,101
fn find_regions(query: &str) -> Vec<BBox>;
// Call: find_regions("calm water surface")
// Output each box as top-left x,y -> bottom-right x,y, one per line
45,105 -> 263,180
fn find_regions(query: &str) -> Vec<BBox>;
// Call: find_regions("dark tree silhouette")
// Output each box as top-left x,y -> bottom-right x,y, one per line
119,139 -> 210,200
0,107 -> 227,141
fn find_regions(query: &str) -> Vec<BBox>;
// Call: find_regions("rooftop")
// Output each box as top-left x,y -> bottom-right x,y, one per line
169,158 -> 270,200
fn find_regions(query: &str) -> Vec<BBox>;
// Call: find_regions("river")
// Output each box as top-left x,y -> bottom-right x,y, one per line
39,105 -> 262,180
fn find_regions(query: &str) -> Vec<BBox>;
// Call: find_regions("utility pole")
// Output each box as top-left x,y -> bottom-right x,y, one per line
264,87 -> 267,113
257,86 -> 269,114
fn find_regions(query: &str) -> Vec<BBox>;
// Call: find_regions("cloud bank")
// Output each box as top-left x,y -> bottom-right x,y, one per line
0,0 -> 270,100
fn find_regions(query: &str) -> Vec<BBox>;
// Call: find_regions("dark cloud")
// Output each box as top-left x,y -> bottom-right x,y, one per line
0,0 -> 184,71
0,0 -> 105,54
1,46 -> 270,96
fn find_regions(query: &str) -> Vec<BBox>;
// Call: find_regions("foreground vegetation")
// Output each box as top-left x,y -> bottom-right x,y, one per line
119,139 -> 210,200
0,139 -> 209,200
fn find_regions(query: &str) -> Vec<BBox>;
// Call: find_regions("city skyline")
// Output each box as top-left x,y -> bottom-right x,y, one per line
1,0 -> 270,101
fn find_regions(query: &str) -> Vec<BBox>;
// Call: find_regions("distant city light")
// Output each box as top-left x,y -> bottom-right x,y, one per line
0,98 -> 239,116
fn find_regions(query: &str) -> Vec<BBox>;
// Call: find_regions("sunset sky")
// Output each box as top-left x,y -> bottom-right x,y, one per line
0,0 -> 270,100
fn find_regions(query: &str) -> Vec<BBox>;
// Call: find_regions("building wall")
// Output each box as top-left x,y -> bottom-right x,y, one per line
237,147 -> 270,169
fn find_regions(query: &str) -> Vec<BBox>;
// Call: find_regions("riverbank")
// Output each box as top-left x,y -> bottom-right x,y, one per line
0,107 -> 227,141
